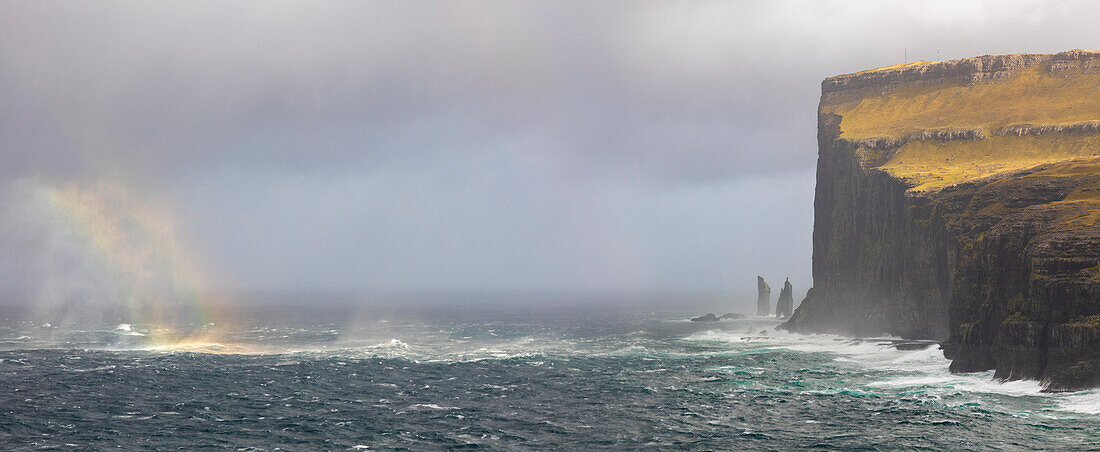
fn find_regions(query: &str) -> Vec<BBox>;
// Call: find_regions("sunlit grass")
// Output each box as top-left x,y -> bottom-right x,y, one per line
823,53 -> 1100,195
879,135 -> 1100,191
829,63 -> 1100,140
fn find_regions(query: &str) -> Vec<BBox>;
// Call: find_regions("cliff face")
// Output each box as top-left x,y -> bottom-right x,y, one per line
783,50 -> 1100,391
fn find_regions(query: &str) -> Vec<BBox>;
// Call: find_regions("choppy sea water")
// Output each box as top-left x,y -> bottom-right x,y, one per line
2,305 -> 1100,450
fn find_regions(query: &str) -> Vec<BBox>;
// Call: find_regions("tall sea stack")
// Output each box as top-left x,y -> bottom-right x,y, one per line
756,276 -> 771,316
776,278 -> 794,318
782,50 -> 1100,391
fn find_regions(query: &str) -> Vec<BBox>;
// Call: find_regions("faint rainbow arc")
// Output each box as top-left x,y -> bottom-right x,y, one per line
35,179 -> 231,347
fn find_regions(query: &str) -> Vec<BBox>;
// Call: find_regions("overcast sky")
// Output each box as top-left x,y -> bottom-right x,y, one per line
1,1 -> 1097,303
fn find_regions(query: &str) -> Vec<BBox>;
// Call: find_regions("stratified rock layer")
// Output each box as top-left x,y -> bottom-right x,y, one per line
783,50 -> 1100,391
757,276 -> 771,316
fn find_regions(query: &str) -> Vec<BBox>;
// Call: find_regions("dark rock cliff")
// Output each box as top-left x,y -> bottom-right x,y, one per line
782,50 -> 1100,391
776,278 -> 794,318
781,112 -> 954,339
938,167 -> 1100,391
757,276 -> 771,316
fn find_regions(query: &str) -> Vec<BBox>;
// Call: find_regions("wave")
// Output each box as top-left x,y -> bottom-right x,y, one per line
113,324 -> 146,336
1058,391 -> 1100,414
63,365 -> 116,373
683,327 -> 1059,404
410,403 -> 461,411
136,342 -> 259,354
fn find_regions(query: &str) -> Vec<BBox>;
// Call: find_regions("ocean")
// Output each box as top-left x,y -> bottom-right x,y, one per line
2,301 -> 1099,450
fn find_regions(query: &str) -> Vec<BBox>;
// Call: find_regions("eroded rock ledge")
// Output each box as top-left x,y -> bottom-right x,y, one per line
854,128 -> 986,150
995,120 -> 1100,137
822,49 -> 1100,95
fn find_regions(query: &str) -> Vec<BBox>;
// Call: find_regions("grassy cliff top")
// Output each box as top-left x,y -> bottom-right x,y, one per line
850,60 -> 938,75
821,50 -> 1100,192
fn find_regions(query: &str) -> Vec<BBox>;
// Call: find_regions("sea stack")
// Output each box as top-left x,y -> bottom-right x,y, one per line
776,278 -> 793,318
781,50 -> 1100,391
756,276 -> 771,316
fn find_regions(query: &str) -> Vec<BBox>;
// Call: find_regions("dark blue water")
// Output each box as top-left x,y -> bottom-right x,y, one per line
2,305 -> 1100,450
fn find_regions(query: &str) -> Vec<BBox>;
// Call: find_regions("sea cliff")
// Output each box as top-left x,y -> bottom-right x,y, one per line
782,50 -> 1100,391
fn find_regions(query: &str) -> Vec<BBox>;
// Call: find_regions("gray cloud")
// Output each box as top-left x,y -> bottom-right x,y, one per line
1,1 -> 1098,299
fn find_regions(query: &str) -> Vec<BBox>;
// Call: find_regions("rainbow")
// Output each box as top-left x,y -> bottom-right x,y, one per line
33,178 -> 235,350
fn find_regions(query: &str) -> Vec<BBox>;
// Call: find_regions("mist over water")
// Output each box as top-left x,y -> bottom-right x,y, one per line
3,301 -> 1100,449
0,178 -> 236,351
1,177 -> 1097,448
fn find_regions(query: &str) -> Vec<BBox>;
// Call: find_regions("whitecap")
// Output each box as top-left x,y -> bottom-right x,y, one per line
1057,391 -> 1100,414
64,365 -> 116,373
891,346 -> 946,363
867,375 -> 957,388
411,403 -> 460,410
953,376 -> 1044,396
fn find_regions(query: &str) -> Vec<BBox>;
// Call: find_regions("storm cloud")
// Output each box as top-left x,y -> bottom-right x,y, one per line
1,1 -> 1097,301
